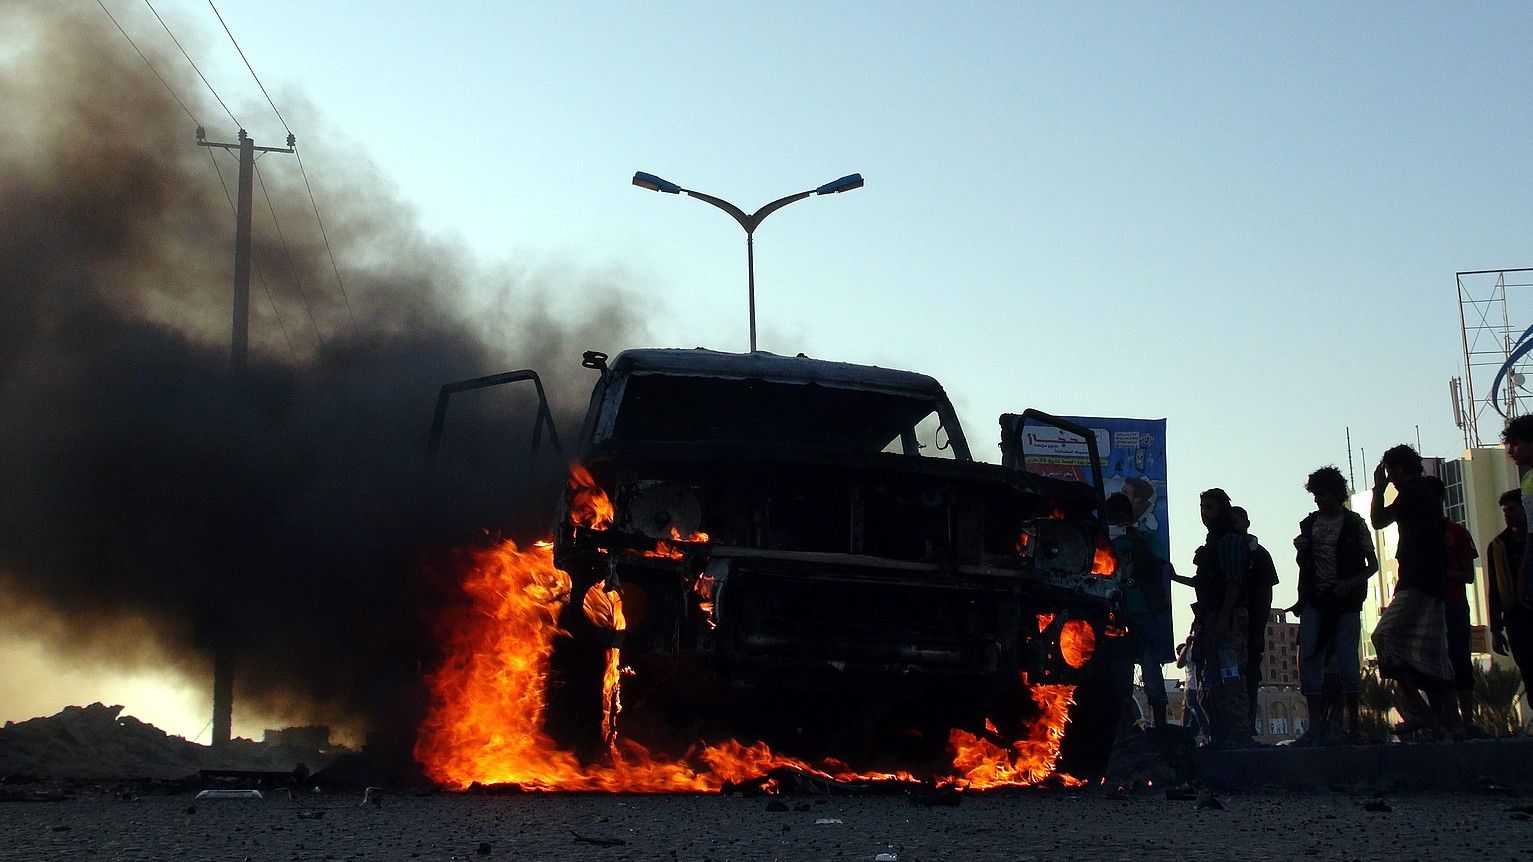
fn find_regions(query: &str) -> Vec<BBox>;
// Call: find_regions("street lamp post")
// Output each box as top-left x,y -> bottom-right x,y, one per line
633,171 -> 864,353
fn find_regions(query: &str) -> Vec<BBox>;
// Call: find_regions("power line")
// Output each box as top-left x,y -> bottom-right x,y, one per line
204,1 -> 360,346
292,148 -> 360,336
205,146 -> 235,211
207,2 -> 359,341
95,0 -> 200,126
254,161 -> 326,349
98,1 -> 298,365
207,0 -> 288,134
143,0 -> 240,129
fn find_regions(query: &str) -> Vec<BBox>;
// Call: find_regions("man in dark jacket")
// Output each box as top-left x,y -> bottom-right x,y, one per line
1233,506 -> 1279,736
1486,489 -> 1531,696
1370,445 -> 1456,737
1293,466 -> 1378,742
1192,488 -> 1250,747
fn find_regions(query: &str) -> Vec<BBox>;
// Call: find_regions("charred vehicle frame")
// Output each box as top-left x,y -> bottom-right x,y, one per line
514,348 -> 1129,777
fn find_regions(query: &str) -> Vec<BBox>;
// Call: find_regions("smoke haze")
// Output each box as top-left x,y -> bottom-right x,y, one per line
0,4 -> 644,744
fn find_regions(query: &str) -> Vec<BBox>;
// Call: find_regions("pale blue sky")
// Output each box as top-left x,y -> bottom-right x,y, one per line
35,1 -> 1533,735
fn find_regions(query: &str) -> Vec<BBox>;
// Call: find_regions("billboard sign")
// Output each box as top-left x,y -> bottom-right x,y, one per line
1015,415 -> 1170,560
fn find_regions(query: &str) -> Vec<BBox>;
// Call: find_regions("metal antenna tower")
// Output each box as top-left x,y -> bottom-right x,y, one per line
1454,268 -> 1533,447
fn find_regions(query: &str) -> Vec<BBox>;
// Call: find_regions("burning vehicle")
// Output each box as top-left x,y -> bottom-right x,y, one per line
536,348 -> 1126,780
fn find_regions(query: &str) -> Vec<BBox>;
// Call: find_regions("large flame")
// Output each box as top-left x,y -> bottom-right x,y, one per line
416,466 -> 1083,792
948,685 -> 1079,788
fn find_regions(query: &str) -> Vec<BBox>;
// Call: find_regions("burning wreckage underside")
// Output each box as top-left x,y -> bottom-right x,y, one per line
415,349 -> 1126,791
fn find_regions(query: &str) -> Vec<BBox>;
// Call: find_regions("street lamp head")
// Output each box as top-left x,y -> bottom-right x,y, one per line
633,171 -> 682,194
814,173 -> 864,195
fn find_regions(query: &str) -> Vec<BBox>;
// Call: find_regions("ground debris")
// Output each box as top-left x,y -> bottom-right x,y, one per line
571,829 -> 627,847
1164,783 -> 1199,801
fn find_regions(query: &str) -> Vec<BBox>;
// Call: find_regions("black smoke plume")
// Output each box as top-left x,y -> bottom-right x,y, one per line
0,4 -> 644,745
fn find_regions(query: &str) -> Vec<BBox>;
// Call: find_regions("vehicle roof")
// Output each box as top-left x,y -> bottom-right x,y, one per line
609,348 -> 950,399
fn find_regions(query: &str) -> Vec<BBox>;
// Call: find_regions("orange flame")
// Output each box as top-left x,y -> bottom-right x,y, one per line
1059,619 -> 1096,669
1036,612 -> 1055,633
640,527 -> 711,560
581,584 -> 627,753
416,537 -> 1081,792
947,684 -> 1077,789
568,463 -> 613,530
694,573 -> 717,628
1091,544 -> 1116,576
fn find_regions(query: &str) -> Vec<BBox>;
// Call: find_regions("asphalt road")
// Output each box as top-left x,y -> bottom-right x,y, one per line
4,787 -> 1532,862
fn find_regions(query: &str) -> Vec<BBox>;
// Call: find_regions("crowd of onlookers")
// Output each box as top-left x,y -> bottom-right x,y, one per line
1104,415 -> 1533,747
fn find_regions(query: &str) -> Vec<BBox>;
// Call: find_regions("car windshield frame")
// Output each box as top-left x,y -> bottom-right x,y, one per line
595,372 -> 972,460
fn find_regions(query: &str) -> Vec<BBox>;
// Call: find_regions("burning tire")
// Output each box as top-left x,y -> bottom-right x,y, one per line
1054,615 -> 1128,781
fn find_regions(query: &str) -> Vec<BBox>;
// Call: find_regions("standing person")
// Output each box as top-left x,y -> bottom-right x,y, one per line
1507,416 -> 1533,582
1369,445 -> 1458,738
1487,489 -> 1532,699
1106,493 -> 1175,728
1191,488 -> 1250,747
1176,632 -> 1208,742
1233,506 -> 1279,737
1501,416 -> 1533,684
1292,466 -> 1379,743
1434,477 -> 1481,735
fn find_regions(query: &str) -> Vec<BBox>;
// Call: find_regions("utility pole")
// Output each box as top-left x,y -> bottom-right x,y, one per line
198,127 -> 294,374
195,127 -> 294,749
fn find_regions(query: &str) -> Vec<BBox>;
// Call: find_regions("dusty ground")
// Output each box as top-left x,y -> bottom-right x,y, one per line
4,787 -> 1533,862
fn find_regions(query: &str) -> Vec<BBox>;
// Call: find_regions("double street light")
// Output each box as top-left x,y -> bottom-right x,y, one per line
633,171 -> 864,353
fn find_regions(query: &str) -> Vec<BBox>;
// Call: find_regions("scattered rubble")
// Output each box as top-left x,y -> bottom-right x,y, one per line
0,703 -> 341,782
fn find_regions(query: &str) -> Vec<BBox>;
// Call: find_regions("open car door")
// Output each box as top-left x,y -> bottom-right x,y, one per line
997,409 -> 1106,503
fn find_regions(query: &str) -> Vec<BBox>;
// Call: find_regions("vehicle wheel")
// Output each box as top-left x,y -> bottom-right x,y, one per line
1056,623 -> 1131,781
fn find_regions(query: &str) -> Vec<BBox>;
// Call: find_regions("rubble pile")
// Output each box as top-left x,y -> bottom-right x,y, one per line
0,703 -> 335,780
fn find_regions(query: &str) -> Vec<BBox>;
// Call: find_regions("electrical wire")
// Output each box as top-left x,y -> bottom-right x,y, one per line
207,0 -> 361,342
142,0 -> 241,130
95,0 -> 200,127
207,0 -> 288,134
99,0 -> 298,363
293,148 -> 360,336
254,161 -> 327,349
204,146 -> 235,212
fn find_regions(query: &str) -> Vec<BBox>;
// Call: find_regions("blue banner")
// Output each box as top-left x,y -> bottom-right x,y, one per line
1020,416 -> 1170,560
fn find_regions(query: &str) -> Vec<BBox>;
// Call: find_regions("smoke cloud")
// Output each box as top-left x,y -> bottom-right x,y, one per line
0,4 -> 644,745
